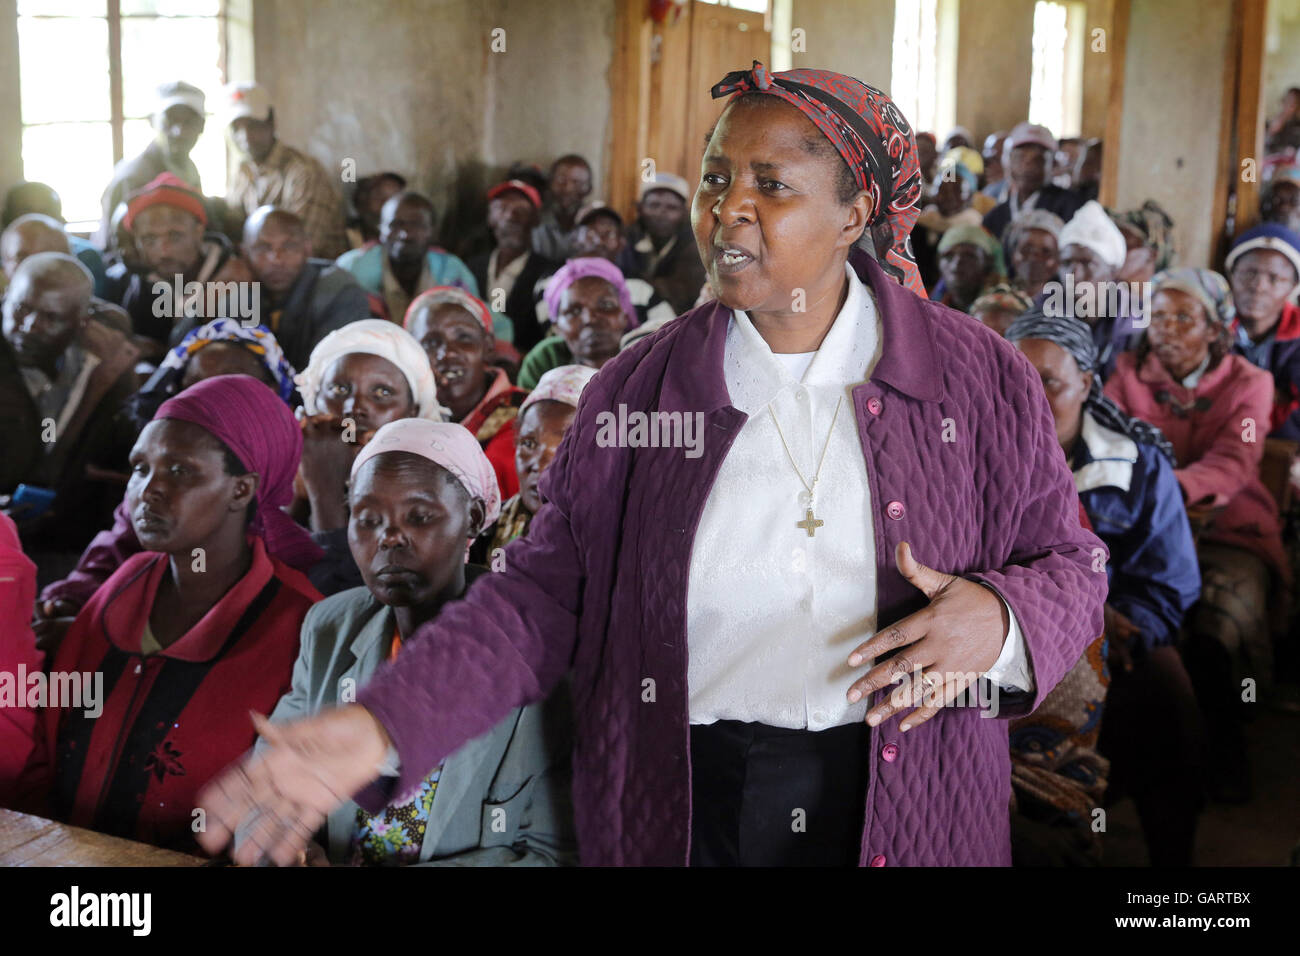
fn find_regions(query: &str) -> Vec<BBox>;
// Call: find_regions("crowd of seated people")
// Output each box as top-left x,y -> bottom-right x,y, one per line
1,73 -> 1298,868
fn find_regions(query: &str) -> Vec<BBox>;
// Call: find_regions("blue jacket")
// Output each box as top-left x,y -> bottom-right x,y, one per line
1072,411 -> 1201,651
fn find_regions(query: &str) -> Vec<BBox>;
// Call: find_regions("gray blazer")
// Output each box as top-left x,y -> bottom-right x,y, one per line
262,586 -> 576,866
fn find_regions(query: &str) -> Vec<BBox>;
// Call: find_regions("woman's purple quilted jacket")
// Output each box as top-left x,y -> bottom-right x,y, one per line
357,249 -> 1108,866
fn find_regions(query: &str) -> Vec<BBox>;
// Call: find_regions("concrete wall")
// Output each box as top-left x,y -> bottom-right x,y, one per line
1115,0 -> 1233,267
790,0 -> 895,90
1264,0 -> 1300,124
0,0 -> 22,197
252,0 -> 614,248
954,0 -> 1036,141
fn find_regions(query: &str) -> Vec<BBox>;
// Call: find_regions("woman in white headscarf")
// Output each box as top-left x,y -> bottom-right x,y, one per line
291,319 -> 448,592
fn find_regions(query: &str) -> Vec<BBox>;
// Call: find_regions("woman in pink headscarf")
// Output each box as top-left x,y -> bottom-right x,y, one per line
16,375 -> 322,851
256,418 -> 575,866
517,257 -> 638,389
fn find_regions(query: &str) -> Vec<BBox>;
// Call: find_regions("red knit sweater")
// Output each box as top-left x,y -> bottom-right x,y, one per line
18,536 -> 320,852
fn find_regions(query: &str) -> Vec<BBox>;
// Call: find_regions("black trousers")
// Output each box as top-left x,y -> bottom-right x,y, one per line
689,719 -> 871,866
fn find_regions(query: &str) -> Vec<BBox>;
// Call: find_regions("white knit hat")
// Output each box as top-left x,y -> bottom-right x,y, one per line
1059,200 -> 1128,270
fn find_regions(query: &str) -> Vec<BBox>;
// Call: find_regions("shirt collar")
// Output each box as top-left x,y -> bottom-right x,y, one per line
98,537 -> 277,662
1073,410 -> 1137,494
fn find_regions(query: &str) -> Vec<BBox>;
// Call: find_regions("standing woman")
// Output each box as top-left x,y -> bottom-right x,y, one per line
200,62 -> 1106,868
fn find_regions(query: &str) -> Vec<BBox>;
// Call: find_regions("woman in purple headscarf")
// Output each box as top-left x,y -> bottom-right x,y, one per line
516,257 -> 638,389
17,375 -> 322,851
200,62 -> 1105,868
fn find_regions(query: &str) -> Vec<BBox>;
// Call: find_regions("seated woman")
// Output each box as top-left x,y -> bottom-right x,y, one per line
1105,267 -> 1288,803
1008,310 -> 1204,865
929,224 -> 1004,312
1005,209 -> 1063,301
292,319 -> 445,593
472,364 -> 597,564
517,258 -> 638,389
913,150 -> 988,290
405,286 -> 526,500
1111,200 -> 1175,285
17,375 -> 322,850
34,320 -> 301,647
259,417 -> 575,866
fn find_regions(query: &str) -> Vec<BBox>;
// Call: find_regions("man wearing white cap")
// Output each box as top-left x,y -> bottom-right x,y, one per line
983,121 -> 1086,242
1053,199 -> 1137,380
97,80 -> 207,252
223,82 -> 347,260
615,172 -> 706,315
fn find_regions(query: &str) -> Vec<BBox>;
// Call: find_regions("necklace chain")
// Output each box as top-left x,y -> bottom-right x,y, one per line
768,394 -> 843,501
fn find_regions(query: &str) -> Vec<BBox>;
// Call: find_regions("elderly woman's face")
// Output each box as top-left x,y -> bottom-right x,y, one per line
515,399 -> 576,515
408,302 -> 492,422
939,242 -> 989,292
1012,228 -> 1058,289
693,98 -> 869,317
1014,337 -> 1092,451
555,276 -> 626,367
1148,288 -> 1213,380
127,419 -> 254,555
1059,243 -> 1115,287
1116,223 -> 1157,284
181,342 -> 275,391
348,454 -> 479,610
319,353 -> 416,430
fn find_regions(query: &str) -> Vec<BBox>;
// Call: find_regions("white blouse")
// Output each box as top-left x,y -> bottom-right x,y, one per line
686,263 -> 1033,730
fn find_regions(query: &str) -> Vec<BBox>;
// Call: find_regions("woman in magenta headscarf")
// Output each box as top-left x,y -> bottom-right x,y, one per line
17,375 -> 321,851
517,257 -> 638,389
200,63 -> 1104,868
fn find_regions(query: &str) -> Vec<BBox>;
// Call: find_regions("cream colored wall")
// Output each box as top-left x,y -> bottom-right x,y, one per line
252,0 -> 613,244
789,0 -> 895,91
1115,0 -> 1232,267
954,0 -> 1036,141
0,0 -> 22,195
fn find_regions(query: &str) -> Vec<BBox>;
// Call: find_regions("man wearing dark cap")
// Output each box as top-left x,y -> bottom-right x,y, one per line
97,80 -> 209,252
114,172 -> 254,358
243,206 -> 370,368
467,180 -> 562,351
222,82 -> 348,259
570,200 -> 675,341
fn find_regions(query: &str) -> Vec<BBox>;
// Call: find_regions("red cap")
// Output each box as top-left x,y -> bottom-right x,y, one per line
486,179 -> 542,209
123,172 -> 207,230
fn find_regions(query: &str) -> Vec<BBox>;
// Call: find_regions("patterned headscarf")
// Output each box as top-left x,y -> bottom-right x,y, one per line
1111,200 -> 1176,272
404,285 -> 494,337
520,364 -> 598,417
296,319 -> 448,421
543,258 -> 638,328
1006,310 -> 1176,464
1006,208 -> 1065,246
1151,268 -> 1235,327
156,375 -> 323,569
351,418 -> 501,532
970,283 -> 1033,317
710,61 -> 925,296
128,319 -> 296,428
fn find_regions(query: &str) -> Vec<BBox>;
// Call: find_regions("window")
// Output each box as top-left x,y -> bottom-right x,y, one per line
17,0 -> 231,232
1028,0 -> 1085,139
890,0 -> 956,138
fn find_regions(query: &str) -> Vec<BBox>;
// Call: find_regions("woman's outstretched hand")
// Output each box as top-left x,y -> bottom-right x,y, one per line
845,541 -> 1009,732
196,705 -> 392,865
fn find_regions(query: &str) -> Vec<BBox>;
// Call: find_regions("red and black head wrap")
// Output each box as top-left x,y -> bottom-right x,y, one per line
711,60 -> 925,297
